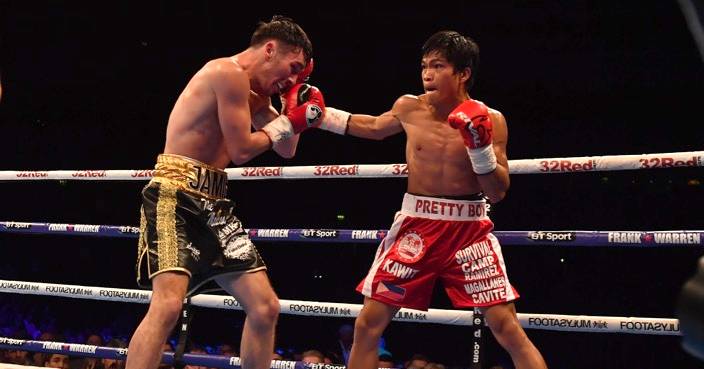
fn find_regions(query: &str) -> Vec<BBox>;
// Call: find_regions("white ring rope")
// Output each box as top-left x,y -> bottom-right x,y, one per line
2,151 -> 702,181
0,279 -> 680,336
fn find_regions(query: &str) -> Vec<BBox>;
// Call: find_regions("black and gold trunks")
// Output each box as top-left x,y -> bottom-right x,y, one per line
136,154 -> 266,296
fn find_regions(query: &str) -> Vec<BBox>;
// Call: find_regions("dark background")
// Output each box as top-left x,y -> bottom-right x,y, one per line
1,1 -> 703,368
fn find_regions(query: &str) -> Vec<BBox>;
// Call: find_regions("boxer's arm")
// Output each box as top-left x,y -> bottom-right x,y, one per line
253,104 -> 300,158
213,65 -> 273,165
475,109 -> 510,203
324,95 -> 409,140
346,111 -> 403,140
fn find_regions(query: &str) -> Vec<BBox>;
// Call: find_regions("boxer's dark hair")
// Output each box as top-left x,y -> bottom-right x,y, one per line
422,30 -> 480,92
251,15 -> 312,63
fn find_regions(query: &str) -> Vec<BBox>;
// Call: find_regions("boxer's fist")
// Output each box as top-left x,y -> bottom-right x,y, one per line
448,99 -> 492,149
282,83 -> 325,132
448,99 -> 497,175
262,83 -> 325,143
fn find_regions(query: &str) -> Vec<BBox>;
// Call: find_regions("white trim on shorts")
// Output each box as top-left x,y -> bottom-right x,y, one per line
400,193 -> 489,221
486,233 -> 517,302
361,212 -> 407,297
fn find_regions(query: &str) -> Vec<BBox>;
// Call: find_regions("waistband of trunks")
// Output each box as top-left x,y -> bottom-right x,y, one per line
152,154 -> 228,199
401,193 -> 489,221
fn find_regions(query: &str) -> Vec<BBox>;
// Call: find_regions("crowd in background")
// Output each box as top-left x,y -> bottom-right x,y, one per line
0,301 -> 507,369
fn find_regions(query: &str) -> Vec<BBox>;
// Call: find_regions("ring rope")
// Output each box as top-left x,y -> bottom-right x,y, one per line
2,151 -> 702,181
2,222 -> 702,247
0,336 -> 250,369
0,279 -> 681,336
0,337 -> 343,369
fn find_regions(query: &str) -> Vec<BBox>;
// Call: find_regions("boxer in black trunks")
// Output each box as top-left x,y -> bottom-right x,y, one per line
136,154 -> 266,296
126,16 -> 328,369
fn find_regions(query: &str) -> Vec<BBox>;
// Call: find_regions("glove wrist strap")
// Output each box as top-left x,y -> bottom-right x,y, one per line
320,107 -> 350,135
261,115 -> 294,144
467,145 -> 497,175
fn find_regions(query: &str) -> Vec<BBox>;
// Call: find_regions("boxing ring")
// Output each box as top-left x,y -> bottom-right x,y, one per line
1,150 -> 702,368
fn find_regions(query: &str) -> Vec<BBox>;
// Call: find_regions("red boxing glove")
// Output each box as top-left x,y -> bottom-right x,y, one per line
448,99 -> 497,174
296,58 -> 314,84
282,83 -> 325,131
448,99 -> 492,149
262,83 -> 325,144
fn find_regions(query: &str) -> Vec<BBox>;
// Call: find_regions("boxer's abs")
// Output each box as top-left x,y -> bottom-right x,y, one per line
405,138 -> 482,197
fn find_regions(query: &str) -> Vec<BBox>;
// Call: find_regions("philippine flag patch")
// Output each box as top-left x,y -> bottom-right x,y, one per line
376,281 -> 406,301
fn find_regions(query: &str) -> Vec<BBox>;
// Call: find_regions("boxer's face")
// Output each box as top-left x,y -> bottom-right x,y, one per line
421,51 -> 466,104
259,41 -> 306,96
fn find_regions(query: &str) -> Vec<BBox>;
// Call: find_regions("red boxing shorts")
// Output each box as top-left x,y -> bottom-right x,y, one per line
357,193 -> 519,310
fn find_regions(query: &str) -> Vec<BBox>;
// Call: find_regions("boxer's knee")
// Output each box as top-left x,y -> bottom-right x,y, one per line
147,272 -> 189,329
247,297 -> 280,330
354,301 -> 396,344
146,293 -> 184,329
484,303 -> 528,353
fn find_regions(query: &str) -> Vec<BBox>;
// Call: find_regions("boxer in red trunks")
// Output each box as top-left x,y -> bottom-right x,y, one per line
317,30 -> 548,369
